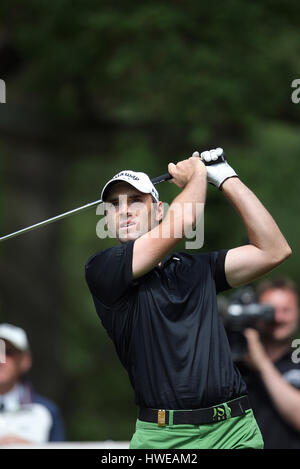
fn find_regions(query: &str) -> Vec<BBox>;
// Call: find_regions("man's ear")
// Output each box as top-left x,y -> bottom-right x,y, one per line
155,201 -> 164,223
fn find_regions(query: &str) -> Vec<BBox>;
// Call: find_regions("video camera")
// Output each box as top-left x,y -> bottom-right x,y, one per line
218,286 -> 275,361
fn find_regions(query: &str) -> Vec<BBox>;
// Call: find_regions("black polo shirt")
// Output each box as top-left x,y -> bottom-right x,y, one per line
237,350 -> 300,449
85,240 -> 247,409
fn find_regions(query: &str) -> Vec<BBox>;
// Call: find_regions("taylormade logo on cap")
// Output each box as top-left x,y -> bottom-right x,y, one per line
101,170 -> 159,202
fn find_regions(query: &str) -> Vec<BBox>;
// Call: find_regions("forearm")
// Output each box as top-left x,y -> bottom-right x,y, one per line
0,434 -> 32,445
258,359 -> 300,431
163,171 -> 207,237
132,169 -> 206,278
222,177 -> 291,260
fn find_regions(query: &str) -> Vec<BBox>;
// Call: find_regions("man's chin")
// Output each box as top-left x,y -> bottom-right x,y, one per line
272,331 -> 293,343
117,232 -> 144,243
261,328 -> 291,344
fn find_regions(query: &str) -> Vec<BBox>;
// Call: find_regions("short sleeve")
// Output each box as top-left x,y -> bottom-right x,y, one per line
209,249 -> 231,294
85,240 -> 135,306
32,392 -> 65,442
48,404 -> 65,442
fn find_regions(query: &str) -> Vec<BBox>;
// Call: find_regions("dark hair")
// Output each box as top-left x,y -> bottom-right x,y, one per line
257,277 -> 299,300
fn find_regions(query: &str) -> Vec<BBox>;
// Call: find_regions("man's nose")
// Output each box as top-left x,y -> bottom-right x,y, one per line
118,197 -> 132,216
119,201 -> 129,215
274,307 -> 285,322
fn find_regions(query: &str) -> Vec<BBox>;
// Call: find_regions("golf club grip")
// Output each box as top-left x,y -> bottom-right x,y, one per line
151,172 -> 172,185
150,151 -> 226,185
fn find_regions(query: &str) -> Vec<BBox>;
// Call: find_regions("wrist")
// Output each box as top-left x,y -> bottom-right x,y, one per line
219,175 -> 240,191
190,168 -> 207,183
256,354 -> 272,375
183,171 -> 207,192
207,162 -> 238,189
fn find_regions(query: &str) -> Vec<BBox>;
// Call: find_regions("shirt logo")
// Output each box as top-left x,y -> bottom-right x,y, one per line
282,369 -> 300,389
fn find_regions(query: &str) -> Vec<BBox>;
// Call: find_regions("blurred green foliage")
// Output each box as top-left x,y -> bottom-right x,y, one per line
0,0 -> 299,442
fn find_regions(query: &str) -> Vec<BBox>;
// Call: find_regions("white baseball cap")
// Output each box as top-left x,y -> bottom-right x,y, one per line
101,170 -> 159,203
0,323 -> 30,351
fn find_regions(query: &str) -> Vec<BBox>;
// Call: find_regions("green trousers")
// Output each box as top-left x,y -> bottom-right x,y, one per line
130,405 -> 264,449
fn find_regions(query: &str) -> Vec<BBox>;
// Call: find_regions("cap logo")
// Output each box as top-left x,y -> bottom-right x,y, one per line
102,170 -> 159,203
113,172 -> 140,181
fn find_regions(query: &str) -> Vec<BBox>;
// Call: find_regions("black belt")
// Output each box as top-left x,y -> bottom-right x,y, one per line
138,395 -> 251,426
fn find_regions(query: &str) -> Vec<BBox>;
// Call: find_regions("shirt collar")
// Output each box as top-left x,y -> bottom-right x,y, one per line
0,383 -> 23,411
156,253 -> 181,270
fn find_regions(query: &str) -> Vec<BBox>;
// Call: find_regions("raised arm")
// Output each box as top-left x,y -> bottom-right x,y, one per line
222,178 -> 292,287
198,148 -> 291,288
132,156 -> 207,279
243,328 -> 300,432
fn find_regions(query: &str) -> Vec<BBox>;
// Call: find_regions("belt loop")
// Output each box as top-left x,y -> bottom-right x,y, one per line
168,409 -> 173,426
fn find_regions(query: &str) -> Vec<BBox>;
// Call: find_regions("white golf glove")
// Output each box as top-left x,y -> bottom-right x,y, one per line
193,148 -> 238,189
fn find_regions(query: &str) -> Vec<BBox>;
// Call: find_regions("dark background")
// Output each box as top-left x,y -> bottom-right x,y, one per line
0,0 -> 299,441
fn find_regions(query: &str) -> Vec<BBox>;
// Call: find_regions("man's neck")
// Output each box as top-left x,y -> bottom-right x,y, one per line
0,381 -> 19,396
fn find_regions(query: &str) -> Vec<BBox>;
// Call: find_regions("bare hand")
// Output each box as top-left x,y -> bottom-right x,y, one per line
0,434 -> 32,445
242,328 -> 269,371
168,154 -> 206,188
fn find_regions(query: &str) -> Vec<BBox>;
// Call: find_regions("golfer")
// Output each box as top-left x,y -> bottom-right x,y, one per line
85,149 -> 291,449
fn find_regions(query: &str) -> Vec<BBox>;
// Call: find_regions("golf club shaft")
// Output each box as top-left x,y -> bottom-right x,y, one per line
0,199 -> 104,242
0,150 -> 225,242
0,173 -> 172,242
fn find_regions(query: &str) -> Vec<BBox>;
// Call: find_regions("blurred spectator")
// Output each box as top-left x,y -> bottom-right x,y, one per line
237,278 -> 300,449
0,323 -> 65,445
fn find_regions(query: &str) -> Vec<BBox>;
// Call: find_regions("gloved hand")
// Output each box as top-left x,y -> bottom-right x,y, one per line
192,148 -> 238,189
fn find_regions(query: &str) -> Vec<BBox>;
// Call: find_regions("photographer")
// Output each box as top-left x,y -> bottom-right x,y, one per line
237,278 -> 300,449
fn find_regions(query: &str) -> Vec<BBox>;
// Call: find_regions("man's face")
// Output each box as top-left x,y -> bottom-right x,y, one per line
257,288 -> 299,343
104,182 -> 163,243
0,341 -> 31,391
